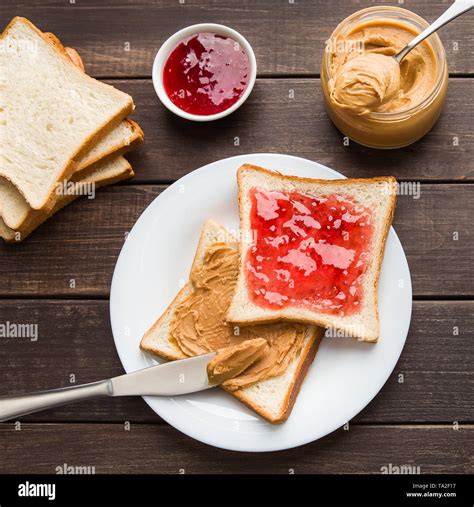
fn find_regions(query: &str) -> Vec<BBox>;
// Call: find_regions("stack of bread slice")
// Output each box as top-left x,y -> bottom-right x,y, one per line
0,17 -> 144,242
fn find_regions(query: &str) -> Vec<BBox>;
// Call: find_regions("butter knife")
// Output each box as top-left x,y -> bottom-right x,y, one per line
0,352 -> 216,422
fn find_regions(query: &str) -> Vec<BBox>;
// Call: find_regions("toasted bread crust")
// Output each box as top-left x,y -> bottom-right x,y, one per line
140,284 -> 190,361
64,46 -> 85,71
371,178 -> 397,340
0,17 -> 134,211
73,119 -> 144,179
280,327 -> 324,421
226,326 -> 324,423
2,160 -> 134,243
43,32 -> 86,72
238,163 -> 398,189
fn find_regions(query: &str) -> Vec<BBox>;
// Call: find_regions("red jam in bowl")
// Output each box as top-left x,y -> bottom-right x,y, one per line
163,32 -> 250,116
245,187 -> 374,316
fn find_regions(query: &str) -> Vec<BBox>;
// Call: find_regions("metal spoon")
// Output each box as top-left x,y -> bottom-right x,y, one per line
394,0 -> 474,64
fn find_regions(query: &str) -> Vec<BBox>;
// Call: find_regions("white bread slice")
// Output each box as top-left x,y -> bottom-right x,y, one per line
0,156 -> 134,243
0,31 -> 143,231
0,17 -> 134,210
76,119 -> 143,177
62,45 -> 85,71
41,35 -> 144,178
140,219 -> 324,423
0,119 -> 143,231
227,164 -> 397,343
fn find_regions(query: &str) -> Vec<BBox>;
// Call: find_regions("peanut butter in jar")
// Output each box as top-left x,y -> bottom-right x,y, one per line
321,6 -> 449,149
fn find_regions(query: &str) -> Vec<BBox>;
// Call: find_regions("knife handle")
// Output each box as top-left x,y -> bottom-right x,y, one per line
0,380 -> 113,422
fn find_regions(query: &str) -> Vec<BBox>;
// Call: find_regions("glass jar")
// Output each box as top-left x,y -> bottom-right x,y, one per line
320,6 -> 449,149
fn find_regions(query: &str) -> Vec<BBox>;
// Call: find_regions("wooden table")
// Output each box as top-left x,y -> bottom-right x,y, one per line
0,1 -> 472,474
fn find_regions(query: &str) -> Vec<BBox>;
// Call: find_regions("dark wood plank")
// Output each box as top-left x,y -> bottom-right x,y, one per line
0,184 -> 472,297
1,1 -> 472,76
118,78 -> 474,183
357,301 -> 474,423
0,185 -> 161,298
0,299 -> 156,423
0,423 -> 471,473
0,301 -> 471,423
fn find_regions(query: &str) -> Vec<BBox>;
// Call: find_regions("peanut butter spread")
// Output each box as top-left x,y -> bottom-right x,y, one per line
207,338 -> 267,385
170,243 -> 306,391
328,20 -> 437,115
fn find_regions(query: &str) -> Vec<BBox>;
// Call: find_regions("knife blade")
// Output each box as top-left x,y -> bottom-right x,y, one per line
111,352 -> 217,396
0,352 -> 217,422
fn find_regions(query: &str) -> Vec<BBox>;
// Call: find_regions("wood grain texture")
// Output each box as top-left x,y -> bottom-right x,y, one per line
0,301 -> 472,423
0,0 -> 473,471
118,78 -> 474,183
1,0 -> 472,77
0,423 -> 472,474
0,184 -> 472,297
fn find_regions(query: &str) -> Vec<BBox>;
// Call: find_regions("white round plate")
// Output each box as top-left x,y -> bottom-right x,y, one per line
110,153 -> 412,452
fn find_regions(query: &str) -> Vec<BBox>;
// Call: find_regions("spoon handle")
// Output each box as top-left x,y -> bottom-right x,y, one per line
395,0 -> 474,63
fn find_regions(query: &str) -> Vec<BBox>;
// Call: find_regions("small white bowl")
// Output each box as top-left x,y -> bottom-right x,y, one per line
152,23 -> 257,122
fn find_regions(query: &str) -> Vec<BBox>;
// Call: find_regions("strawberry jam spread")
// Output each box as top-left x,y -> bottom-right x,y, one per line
245,187 -> 374,316
163,32 -> 250,116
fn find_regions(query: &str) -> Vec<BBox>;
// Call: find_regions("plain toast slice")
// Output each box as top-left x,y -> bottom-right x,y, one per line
0,119 -> 143,231
0,156 -> 134,243
0,33 -> 143,231
0,17 -> 134,210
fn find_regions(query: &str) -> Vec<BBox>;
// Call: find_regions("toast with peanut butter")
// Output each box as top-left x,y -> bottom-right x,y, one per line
227,164 -> 397,342
140,219 -> 324,424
